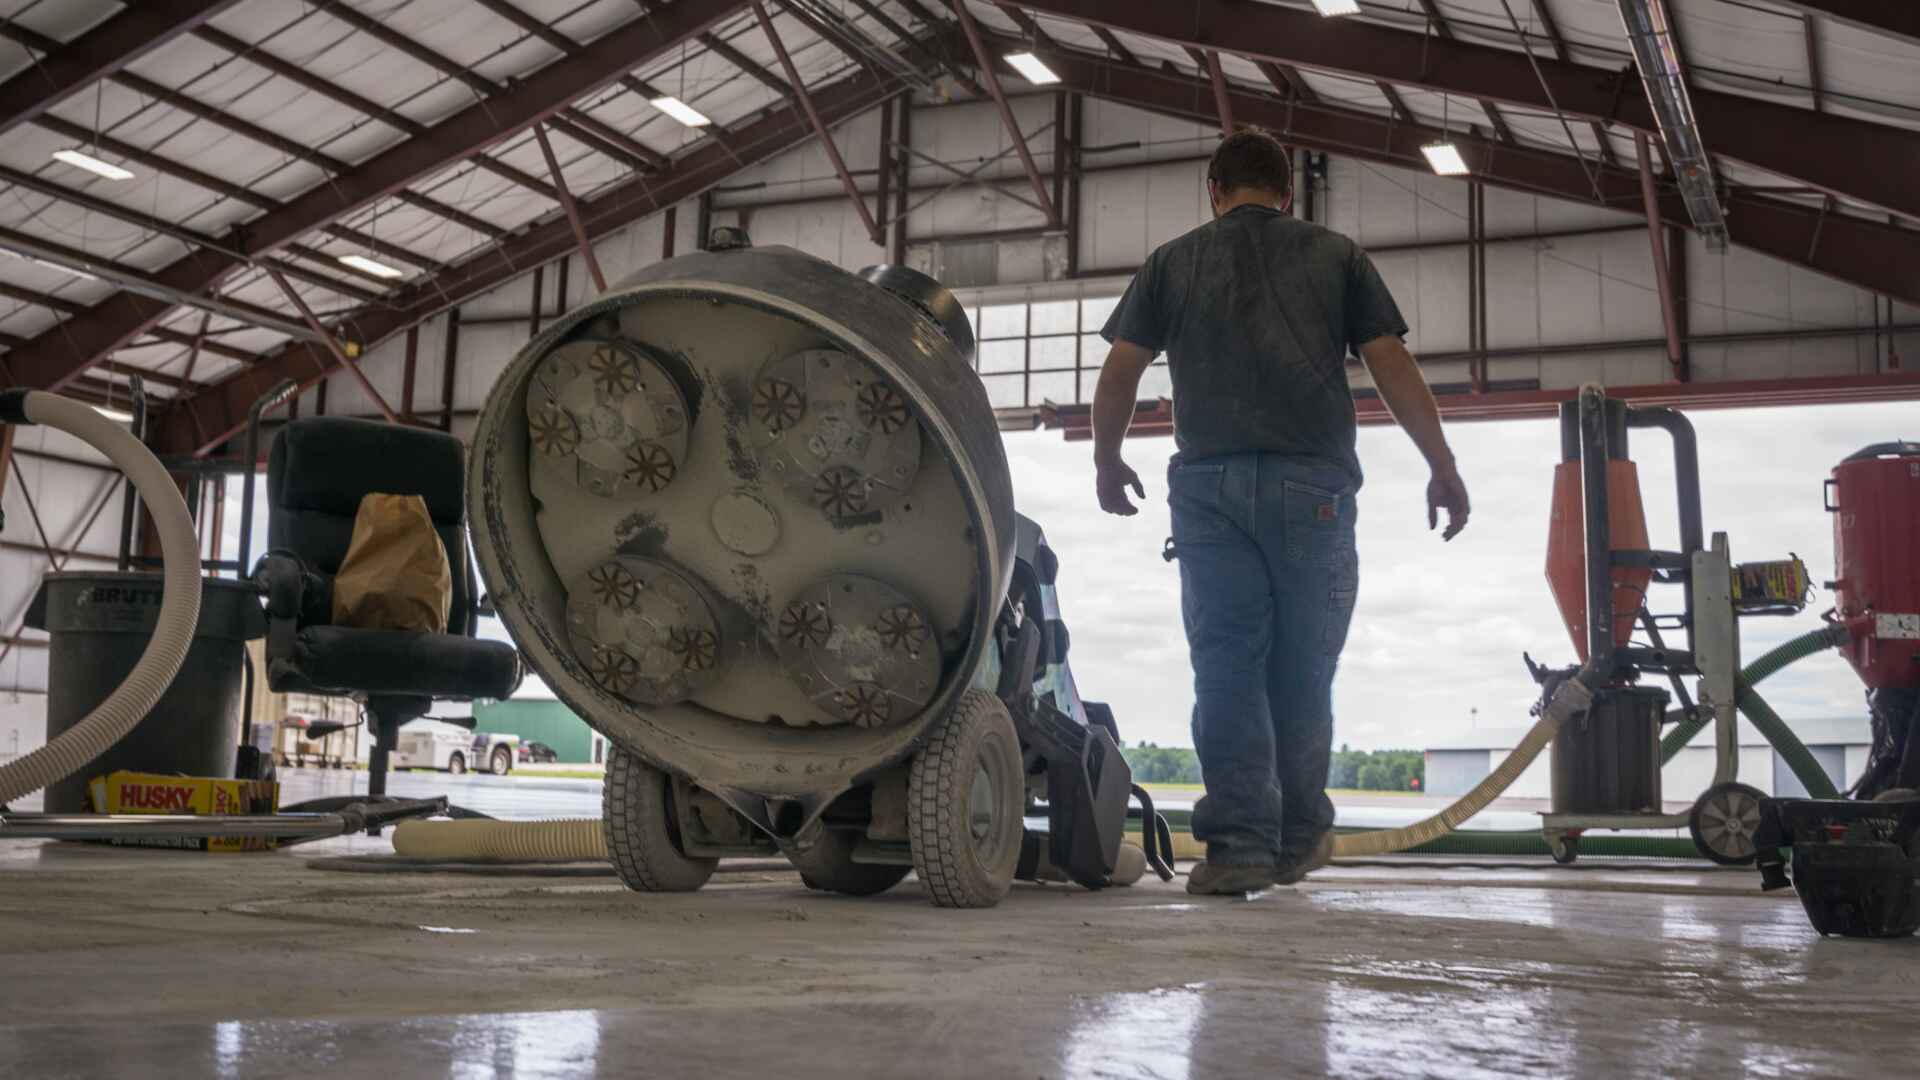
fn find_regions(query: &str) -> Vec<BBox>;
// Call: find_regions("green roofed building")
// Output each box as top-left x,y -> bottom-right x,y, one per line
472,698 -> 609,764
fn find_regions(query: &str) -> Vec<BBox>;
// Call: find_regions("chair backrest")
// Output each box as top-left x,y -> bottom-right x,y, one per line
266,417 -> 476,636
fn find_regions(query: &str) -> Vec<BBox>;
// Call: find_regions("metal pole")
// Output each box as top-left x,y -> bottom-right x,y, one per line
1635,132 -> 1686,383
1577,386 -> 1616,676
876,97 -> 894,252
750,1 -> 885,246
400,325 -> 419,417
948,0 -> 1060,227
115,375 -> 146,571
532,123 -> 609,293
237,378 -> 298,578
1066,93 -> 1082,278
440,307 -> 461,433
891,96 -> 911,265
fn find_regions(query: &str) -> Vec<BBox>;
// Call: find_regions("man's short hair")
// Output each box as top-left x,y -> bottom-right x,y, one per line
1207,130 -> 1293,199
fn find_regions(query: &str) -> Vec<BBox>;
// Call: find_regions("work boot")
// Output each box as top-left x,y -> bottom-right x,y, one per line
1185,860 -> 1275,896
1274,831 -> 1334,886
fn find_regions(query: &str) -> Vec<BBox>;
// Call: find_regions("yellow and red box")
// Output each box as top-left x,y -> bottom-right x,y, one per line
86,771 -> 281,852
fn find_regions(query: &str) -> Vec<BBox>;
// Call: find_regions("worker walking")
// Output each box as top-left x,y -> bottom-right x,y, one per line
1091,130 -> 1470,895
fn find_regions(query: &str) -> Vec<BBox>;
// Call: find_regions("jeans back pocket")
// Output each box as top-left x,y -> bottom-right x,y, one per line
1283,478 -> 1349,565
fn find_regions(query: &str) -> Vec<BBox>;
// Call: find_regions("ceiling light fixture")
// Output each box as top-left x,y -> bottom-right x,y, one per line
1004,52 -> 1061,86
92,404 -> 134,423
1310,0 -> 1362,15
1421,141 -> 1470,176
338,254 -> 406,280
2,248 -> 100,281
51,148 -> 134,181
650,96 -> 711,128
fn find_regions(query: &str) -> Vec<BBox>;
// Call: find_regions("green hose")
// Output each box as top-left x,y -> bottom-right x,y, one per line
1734,681 -> 1841,799
1352,828 -> 1702,860
1659,624 -> 1848,761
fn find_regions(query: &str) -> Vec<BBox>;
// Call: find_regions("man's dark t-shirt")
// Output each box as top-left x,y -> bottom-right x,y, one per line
1100,204 -> 1408,486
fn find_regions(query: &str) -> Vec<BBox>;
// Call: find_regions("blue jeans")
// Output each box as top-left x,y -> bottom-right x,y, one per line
1169,453 -> 1359,868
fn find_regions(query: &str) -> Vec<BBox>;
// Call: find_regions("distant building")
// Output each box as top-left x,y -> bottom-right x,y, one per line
474,698 -> 610,764
1422,716 -> 1870,801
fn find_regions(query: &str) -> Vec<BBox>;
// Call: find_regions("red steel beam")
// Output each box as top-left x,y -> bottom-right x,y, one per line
0,0 -> 747,398
1768,2 -> 1920,46
1003,0 -> 1920,225
1044,371 -> 1920,438
966,31 -> 1920,307
0,277 -> 255,367
752,0 -> 885,245
949,0 -> 1061,227
263,269 -> 402,425
533,123 -> 610,292
0,0 -> 245,135
160,59 -> 916,455
1205,51 -> 1235,135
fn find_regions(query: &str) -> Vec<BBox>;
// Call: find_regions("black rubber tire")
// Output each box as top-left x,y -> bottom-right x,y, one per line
1690,782 -> 1767,866
490,746 -> 513,775
789,828 -> 911,896
908,689 -> 1024,908
447,752 -> 466,775
1550,835 -> 1579,865
603,745 -> 716,892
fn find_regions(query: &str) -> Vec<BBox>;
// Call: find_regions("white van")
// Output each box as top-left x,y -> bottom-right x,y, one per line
393,720 -> 520,775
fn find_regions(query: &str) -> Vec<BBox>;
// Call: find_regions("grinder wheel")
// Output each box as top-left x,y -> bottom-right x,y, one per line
908,689 -> 1023,908
1690,782 -> 1767,865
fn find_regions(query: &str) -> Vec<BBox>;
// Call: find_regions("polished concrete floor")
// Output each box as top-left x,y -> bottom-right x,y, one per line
2,792 -> 1915,1078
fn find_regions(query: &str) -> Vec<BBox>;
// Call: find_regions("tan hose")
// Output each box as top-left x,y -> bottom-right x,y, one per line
394,680 -> 1597,865
391,818 -> 605,862
1332,675 -> 1593,858
0,392 -> 202,805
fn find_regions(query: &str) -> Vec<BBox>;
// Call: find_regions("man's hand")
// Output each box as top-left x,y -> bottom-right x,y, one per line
1427,461 -> 1470,540
1097,458 -> 1146,516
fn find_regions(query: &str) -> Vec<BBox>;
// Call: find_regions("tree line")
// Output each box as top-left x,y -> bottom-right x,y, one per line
1122,743 -> 1425,792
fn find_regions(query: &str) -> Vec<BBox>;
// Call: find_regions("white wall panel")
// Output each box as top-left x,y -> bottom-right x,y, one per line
1485,243 -> 1543,350
1081,166 -> 1151,274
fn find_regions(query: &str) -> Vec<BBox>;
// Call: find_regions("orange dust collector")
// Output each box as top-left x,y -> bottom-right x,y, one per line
1546,446 -> 1652,662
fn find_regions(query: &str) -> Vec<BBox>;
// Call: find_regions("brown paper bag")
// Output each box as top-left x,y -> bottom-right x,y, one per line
330,493 -> 452,632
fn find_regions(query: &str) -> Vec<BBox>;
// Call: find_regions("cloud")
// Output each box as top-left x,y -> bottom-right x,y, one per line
1012,401 -> 1912,750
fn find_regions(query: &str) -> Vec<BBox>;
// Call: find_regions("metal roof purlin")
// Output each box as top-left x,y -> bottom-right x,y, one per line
999,0 -> 1920,225
0,0 -> 751,396
160,54 -> 920,455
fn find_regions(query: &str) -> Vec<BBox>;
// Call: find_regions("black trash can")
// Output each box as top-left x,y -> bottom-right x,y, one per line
1551,685 -> 1668,815
24,573 -> 267,813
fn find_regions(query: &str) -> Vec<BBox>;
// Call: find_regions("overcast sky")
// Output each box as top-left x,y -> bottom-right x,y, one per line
1008,400 -> 1913,751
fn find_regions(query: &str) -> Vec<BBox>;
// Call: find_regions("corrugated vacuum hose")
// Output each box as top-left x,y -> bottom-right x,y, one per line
1332,674 -> 1595,858
391,817 -> 606,861
0,391 -> 201,805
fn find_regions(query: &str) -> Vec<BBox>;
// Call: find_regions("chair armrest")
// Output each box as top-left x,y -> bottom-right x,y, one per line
254,553 -> 307,620
254,552 -> 319,690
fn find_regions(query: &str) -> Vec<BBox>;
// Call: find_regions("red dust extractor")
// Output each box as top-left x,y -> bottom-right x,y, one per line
1828,443 -> 1920,691
1827,443 -> 1920,796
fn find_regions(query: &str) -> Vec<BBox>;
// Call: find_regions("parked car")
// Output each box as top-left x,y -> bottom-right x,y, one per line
517,741 -> 559,764
393,720 -> 520,775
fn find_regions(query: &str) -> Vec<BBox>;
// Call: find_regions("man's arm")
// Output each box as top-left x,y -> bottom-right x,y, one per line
1092,341 -> 1154,515
1356,334 -> 1471,540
